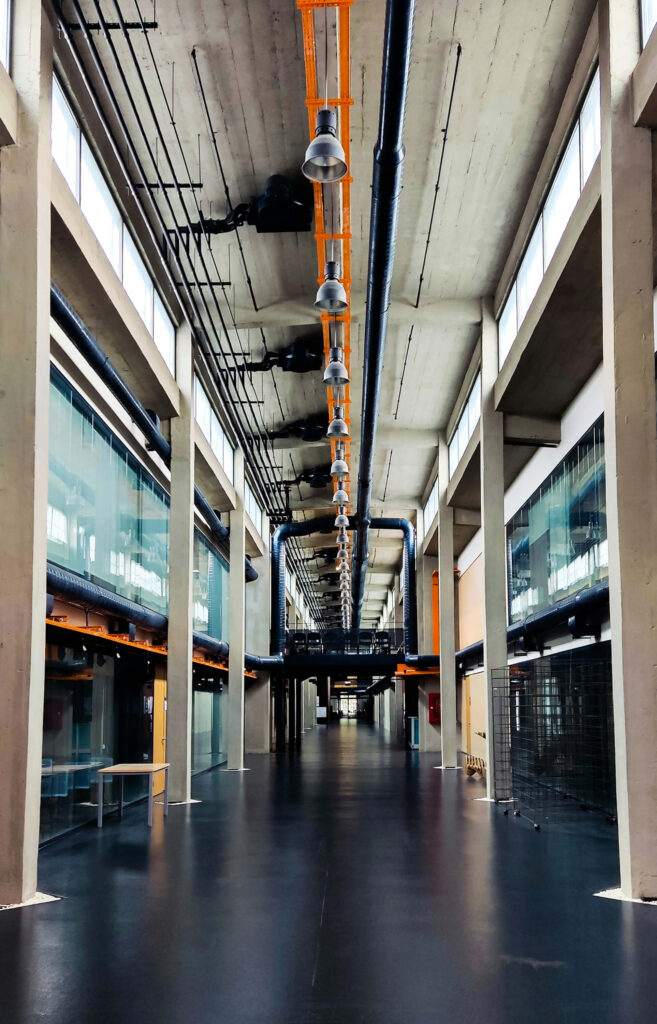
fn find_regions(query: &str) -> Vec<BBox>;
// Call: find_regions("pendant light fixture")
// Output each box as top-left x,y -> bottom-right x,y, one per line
315,262 -> 348,312
327,405 -> 349,438
302,9 -> 348,183
323,346 -> 350,385
330,446 -> 349,479
334,509 -> 349,528
333,484 -> 349,505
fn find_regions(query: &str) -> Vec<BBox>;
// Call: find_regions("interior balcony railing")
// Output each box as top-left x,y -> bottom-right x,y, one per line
286,628 -> 405,657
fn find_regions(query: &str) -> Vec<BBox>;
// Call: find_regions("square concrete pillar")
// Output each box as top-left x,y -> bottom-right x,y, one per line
480,299 -> 508,799
600,0 -> 657,899
227,449 -> 246,769
0,4 -> 52,906
166,323 -> 194,803
438,434 -> 458,766
245,513 -> 271,754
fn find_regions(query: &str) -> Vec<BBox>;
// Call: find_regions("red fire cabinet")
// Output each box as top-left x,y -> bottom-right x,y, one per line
428,693 -> 441,724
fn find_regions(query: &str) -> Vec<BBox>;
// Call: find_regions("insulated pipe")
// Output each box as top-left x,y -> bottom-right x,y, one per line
455,580 -> 611,672
352,0 -> 416,628
46,561 -> 272,666
50,284 -> 257,582
369,517 -> 418,655
271,516 -> 335,655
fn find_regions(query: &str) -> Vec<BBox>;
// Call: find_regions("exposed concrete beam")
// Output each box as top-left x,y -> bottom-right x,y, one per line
503,414 -> 560,447
454,508 -> 481,528
232,295 -> 482,332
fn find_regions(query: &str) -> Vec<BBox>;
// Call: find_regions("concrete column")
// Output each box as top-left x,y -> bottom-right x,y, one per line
0,4 -> 52,906
437,433 -> 458,766
480,299 -> 508,800
227,449 -> 246,769
599,1 -> 657,900
245,513 -> 271,753
166,324 -> 194,802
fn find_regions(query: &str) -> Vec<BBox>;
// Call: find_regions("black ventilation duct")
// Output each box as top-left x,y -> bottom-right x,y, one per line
245,335 -> 324,375
270,412 -> 328,443
352,0 -> 416,627
198,175 -> 312,235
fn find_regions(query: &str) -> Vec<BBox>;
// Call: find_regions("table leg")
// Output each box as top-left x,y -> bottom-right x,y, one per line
163,768 -> 168,817
148,772 -> 154,827
97,775 -> 103,828
119,776 -> 124,819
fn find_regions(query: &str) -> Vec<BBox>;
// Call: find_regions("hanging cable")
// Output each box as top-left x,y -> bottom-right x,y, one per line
414,42 -> 462,308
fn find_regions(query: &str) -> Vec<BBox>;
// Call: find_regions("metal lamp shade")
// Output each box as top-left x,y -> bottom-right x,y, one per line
302,109 -> 348,183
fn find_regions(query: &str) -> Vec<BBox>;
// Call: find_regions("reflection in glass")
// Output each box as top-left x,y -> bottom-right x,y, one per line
507,418 -> 607,623
41,638 -> 154,842
193,530 -> 229,641
192,679 -> 225,774
48,368 -> 170,615
543,128 -> 580,268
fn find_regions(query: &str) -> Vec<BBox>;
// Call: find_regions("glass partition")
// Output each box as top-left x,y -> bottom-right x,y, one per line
192,671 -> 226,773
193,530 -> 229,641
48,367 -> 170,615
507,418 -> 607,623
41,634 -> 153,843
642,0 -> 657,46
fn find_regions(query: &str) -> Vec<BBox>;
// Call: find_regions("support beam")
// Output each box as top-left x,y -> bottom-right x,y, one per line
227,449 -> 246,770
600,0 -> 657,900
503,414 -> 561,447
480,300 -> 508,800
167,323 -> 194,803
438,434 -> 457,767
0,3 -> 52,906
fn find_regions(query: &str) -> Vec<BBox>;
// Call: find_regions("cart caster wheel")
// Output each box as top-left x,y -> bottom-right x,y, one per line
503,808 -> 508,815
534,823 -> 540,831
514,810 -> 520,817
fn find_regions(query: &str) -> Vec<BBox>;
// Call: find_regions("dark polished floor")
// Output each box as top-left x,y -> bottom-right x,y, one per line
2,721 -> 656,1024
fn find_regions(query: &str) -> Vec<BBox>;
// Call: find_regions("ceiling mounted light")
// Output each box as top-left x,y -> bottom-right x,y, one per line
333,484 -> 349,505
323,351 -> 350,387
327,405 -> 349,438
337,531 -> 348,546
330,447 -> 349,479
302,108 -> 348,183
315,262 -> 348,313
334,509 -> 349,528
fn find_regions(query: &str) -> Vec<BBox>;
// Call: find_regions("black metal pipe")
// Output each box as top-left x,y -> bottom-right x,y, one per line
455,580 -> 610,672
50,284 -> 257,582
270,516 -> 335,655
370,517 -> 418,655
352,0 -> 416,628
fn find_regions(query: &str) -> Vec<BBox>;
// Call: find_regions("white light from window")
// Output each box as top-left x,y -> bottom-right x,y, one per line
447,372 -> 481,479
80,138 -> 122,275
0,0 -> 10,71
579,68 -> 601,184
47,505 -> 68,544
543,127 -> 580,269
153,292 -> 175,375
517,220 -> 543,326
642,0 -> 657,46
122,231 -> 154,333
52,78 -> 80,199
498,283 -> 517,369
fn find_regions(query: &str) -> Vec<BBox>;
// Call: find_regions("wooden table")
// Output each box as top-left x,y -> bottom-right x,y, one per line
97,764 -> 169,828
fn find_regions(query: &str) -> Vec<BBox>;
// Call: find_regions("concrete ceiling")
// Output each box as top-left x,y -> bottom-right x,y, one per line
74,0 -> 597,624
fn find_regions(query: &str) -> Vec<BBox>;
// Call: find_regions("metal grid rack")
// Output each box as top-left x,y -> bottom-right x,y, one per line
492,657 -> 616,827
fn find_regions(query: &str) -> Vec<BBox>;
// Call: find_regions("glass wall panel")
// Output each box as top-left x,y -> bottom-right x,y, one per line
48,368 -> 169,614
543,127 -> 580,268
447,372 -> 481,478
507,418 -> 607,623
80,138 -> 122,275
193,530 -> 229,641
193,374 -> 235,482
192,676 -> 226,774
41,635 -> 153,843
52,78 -> 80,199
